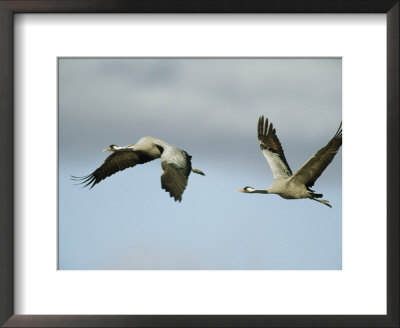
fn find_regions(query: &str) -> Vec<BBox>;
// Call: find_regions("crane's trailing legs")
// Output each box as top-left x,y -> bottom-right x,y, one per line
310,197 -> 332,208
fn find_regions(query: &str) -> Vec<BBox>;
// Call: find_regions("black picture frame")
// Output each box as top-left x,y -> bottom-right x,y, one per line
0,1 -> 398,327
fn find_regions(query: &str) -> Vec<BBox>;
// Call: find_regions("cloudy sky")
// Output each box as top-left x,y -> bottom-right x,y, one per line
58,58 -> 342,270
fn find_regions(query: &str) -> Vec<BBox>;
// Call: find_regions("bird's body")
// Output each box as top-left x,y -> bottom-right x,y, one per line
238,116 -> 342,208
266,179 -> 311,199
72,136 -> 204,202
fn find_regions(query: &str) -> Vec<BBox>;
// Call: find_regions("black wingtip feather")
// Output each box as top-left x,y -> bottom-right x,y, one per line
71,173 -> 98,189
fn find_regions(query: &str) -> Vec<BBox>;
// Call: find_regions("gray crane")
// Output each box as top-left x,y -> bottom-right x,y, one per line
72,137 -> 205,202
238,116 -> 342,208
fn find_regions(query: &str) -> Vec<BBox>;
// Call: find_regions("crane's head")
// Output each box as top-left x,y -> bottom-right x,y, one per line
237,186 -> 256,193
103,144 -> 118,152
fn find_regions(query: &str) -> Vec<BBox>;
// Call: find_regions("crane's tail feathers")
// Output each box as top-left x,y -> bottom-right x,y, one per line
192,168 -> 205,176
308,190 -> 323,198
311,198 -> 332,208
312,193 -> 323,198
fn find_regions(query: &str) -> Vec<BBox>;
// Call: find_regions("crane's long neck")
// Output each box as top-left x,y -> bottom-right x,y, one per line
250,189 -> 269,194
244,187 -> 269,194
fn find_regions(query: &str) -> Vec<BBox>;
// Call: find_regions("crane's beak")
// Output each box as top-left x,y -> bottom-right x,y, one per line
103,147 -> 112,152
236,188 -> 244,193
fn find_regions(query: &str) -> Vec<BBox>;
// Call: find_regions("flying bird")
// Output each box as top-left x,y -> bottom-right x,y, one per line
238,116 -> 342,208
72,137 -> 205,202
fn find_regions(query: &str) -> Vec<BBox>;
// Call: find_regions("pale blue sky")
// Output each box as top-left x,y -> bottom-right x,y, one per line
58,58 -> 342,269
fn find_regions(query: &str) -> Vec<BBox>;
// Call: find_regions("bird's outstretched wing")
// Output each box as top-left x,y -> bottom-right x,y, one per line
258,116 -> 292,180
72,151 -> 154,188
160,146 -> 192,202
290,122 -> 342,187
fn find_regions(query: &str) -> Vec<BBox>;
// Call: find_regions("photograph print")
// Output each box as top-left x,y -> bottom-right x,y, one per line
58,58 -> 342,270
